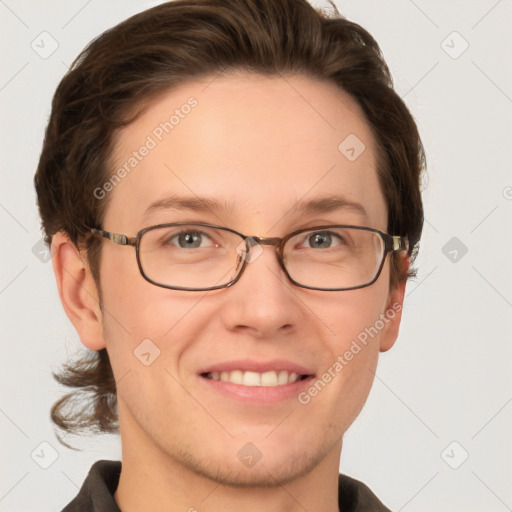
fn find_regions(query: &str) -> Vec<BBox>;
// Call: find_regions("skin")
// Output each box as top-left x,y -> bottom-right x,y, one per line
52,73 -> 408,512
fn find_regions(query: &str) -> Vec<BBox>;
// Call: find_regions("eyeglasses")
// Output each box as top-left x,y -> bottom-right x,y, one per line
89,222 -> 408,292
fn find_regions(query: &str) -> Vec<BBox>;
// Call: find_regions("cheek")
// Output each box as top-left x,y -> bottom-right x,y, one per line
99,247 -> 181,336
99,251 -> 217,380
318,267 -> 391,351
300,317 -> 381,437
301,276 -> 390,421
321,292 -> 383,386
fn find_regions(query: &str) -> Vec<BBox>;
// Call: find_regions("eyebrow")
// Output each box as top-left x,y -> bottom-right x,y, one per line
142,194 -> 367,221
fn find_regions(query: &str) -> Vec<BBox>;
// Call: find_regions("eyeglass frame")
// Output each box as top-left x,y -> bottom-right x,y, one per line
88,222 -> 409,292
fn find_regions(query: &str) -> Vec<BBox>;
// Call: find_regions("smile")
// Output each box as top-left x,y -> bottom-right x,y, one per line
202,370 -> 308,387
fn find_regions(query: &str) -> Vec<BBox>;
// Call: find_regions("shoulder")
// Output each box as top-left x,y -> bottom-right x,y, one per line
338,473 -> 392,512
60,460 -> 121,512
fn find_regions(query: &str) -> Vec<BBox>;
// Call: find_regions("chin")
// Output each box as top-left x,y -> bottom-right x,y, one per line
169,437 -> 326,489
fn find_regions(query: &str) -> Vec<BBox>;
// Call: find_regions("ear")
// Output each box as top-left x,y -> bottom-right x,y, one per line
379,254 -> 409,353
51,231 -> 106,351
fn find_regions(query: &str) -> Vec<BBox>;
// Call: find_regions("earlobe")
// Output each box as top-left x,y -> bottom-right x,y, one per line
51,231 -> 106,351
379,255 -> 409,353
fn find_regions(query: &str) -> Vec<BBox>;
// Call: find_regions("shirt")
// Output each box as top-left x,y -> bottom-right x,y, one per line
61,460 -> 392,512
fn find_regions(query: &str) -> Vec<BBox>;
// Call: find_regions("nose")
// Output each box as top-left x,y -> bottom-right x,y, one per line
219,242 -> 302,339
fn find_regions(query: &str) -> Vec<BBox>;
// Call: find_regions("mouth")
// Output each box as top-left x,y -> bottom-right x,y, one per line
201,369 -> 309,387
198,361 -> 315,404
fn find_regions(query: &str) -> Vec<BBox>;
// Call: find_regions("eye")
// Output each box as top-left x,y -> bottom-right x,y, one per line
303,231 -> 344,249
168,229 -> 215,249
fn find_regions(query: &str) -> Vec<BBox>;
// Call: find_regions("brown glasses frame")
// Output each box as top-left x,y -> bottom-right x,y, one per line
90,222 -> 409,292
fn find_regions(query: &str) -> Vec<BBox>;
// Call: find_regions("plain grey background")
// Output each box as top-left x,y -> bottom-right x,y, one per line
1,1 -> 511,511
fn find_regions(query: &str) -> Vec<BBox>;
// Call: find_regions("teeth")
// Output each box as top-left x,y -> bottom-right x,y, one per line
277,370 -> 290,385
205,370 -> 303,386
243,371 -> 261,386
229,370 -> 243,385
261,371 -> 277,386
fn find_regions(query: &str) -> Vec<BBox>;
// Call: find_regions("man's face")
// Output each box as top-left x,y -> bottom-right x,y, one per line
96,73 -> 403,485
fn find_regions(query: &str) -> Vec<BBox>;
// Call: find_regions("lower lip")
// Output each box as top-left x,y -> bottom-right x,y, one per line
199,374 -> 314,404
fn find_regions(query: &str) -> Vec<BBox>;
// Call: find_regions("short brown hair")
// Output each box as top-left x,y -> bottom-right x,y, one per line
35,0 -> 425,442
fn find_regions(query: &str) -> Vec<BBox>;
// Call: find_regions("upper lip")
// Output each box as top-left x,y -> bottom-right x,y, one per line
199,359 -> 314,376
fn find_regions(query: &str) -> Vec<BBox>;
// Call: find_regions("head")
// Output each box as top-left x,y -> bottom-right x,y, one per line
35,0 -> 424,484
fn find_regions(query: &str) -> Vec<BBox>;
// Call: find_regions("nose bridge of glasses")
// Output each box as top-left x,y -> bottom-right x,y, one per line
245,236 -> 284,257
237,235 -> 285,267
249,236 -> 282,247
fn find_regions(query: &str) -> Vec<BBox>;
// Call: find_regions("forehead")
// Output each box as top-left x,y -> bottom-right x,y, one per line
105,73 -> 387,232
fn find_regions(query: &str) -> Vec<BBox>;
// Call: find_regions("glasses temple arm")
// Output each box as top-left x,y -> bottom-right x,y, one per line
90,228 -> 135,246
390,235 -> 409,253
